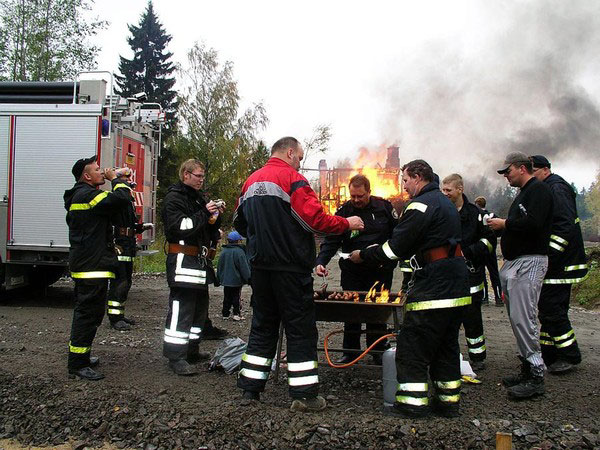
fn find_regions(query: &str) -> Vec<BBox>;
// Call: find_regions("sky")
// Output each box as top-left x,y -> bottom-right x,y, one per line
92,0 -> 600,189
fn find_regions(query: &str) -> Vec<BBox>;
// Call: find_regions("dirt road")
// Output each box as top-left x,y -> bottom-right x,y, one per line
1,266 -> 599,449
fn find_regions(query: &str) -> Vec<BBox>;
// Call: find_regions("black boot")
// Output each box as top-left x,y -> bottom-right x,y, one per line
507,375 -> 545,399
431,398 -> 460,418
502,357 -> 530,387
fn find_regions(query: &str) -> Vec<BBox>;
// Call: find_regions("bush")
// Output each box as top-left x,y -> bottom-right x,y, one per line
573,248 -> 600,308
133,235 -> 167,274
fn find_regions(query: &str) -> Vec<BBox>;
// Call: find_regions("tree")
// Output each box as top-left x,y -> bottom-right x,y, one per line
301,124 -> 332,170
172,42 -> 268,224
0,0 -> 106,81
584,170 -> 600,240
114,1 -> 178,193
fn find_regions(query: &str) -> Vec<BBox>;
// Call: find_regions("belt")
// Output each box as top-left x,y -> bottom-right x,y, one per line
116,227 -> 135,238
422,244 -> 463,263
168,243 -> 200,257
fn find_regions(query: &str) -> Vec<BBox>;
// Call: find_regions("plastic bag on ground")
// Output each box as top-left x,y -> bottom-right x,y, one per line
209,337 -> 247,374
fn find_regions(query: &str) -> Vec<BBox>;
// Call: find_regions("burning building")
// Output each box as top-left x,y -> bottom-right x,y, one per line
317,145 -> 409,214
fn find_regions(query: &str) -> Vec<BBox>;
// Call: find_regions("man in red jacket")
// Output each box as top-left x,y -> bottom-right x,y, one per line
234,136 -> 364,412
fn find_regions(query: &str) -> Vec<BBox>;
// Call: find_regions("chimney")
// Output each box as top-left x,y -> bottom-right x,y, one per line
385,146 -> 400,169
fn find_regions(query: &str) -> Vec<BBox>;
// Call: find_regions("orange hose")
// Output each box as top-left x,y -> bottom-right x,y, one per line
324,329 -> 397,368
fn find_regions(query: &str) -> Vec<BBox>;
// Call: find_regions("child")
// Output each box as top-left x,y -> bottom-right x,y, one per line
217,231 -> 251,321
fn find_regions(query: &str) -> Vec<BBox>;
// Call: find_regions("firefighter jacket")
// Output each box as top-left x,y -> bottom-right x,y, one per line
63,180 -> 132,278
315,196 -> 398,276
360,182 -> 471,311
501,177 -> 553,261
162,181 -> 221,290
111,180 -> 144,260
234,157 -> 349,273
543,173 -> 588,284
458,194 -> 496,294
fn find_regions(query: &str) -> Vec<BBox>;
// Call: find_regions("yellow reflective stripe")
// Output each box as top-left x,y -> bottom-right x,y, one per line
469,345 -> 487,354
549,242 -> 565,252
107,309 -> 122,315
288,375 -> 319,386
574,217 -> 580,224
544,273 -> 589,284
553,329 -> 574,341
400,267 -> 413,272
556,337 -> 576,349
564,264 -> 588,272
434,380 -> 461,389
396,395 -> 429,406
69,191 -> 110,211
382,241 -> 400,261
540,339 -> 554,346
480,238 -> 493,253
438,394 -> 460,403
71,271 -> 115,279
466,335 -> 485,345
288,361 -> 318,371
113,183 -> 132,191
470,283 -> 484,294
405,202 -> 428,213
550,234 -> 568,246
117,256 -> 133,262
540,331 -> 551,338
397,382 -> 428,392
405,296 -> 471,312
69,342 -> 90,354
242,354 -> 272,367
107,301 -> 122,306
239,368 -> 269,380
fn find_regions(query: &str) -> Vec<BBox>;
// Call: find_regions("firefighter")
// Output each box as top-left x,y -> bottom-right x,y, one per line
107,174 -> 153,331
162,159 -> 224,376
315,174 -> 398,365
234,136 -> 364,412
442,174 -> 496,372
531,155 -> 588,374
350,159 -> 470,418
64,156 -> 132,380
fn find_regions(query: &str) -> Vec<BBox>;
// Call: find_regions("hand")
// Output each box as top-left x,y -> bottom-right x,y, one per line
104,167 -> 116,181
347,216 -> 364,231
349,250 -> 363,263
487,217 -> 506,231
205,200 -> 219,214
315,264 -> 329,277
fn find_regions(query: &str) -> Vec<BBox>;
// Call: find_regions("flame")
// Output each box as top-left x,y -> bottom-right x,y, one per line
375,286 -> 390,303
365,281 -> 379,303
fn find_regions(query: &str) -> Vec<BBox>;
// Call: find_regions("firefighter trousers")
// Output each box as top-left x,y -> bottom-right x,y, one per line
107,261 -> 133,323
68,278 -> 109,370
462,290 -> 486,361
395,306 -> 464,415
238,269 -> 319,399
163,287 -> 209,361
538,283 -> 581,365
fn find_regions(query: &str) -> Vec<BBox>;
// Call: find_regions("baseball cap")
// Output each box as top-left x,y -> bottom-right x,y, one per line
497,152 -> 530,174
530,155 -> 551,169
227,231 -> 243,242
72,155 -> 97,180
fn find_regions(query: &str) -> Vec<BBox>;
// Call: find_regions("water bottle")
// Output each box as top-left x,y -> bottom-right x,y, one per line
114,167 -> 132,178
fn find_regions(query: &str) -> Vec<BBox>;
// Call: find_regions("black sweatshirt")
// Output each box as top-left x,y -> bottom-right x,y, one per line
501,177 -> 553,261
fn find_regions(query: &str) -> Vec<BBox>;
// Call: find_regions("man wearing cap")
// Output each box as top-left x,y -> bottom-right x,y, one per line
162,159 -> 224,376
531,155 -> 588,374
488,152 -> 553,399
350,160 -> 471,419
217,231 -> 251,321
64,156 -> 133,380
315,174 -> 398,366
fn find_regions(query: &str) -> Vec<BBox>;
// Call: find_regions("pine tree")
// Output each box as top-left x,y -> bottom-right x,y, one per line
115,1 -> 177,192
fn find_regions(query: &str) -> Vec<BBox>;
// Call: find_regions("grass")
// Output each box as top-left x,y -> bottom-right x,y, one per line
573,248 -> 600,308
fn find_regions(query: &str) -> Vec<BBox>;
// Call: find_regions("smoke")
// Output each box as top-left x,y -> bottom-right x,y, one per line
371,1 -> 600,186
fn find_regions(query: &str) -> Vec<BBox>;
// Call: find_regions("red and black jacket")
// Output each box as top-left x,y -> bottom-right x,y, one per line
233,157 -> 349,273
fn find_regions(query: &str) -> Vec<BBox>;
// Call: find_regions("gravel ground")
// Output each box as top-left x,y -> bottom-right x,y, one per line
1,265 -> 599,449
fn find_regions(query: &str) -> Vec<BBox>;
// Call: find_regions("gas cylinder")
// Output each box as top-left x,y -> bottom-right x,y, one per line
382,346 -> 397,407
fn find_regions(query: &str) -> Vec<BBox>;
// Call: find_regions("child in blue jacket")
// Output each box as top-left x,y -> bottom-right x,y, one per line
217,231 -> 251,321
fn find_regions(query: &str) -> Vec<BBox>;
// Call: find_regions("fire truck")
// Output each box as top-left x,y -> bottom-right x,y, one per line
0,72 -> 162,290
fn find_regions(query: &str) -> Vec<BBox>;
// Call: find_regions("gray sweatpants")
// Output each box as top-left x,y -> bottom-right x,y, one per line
500,255 -> 548,376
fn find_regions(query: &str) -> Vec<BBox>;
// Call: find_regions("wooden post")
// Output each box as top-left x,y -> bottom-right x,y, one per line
496,432 -> 512,450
